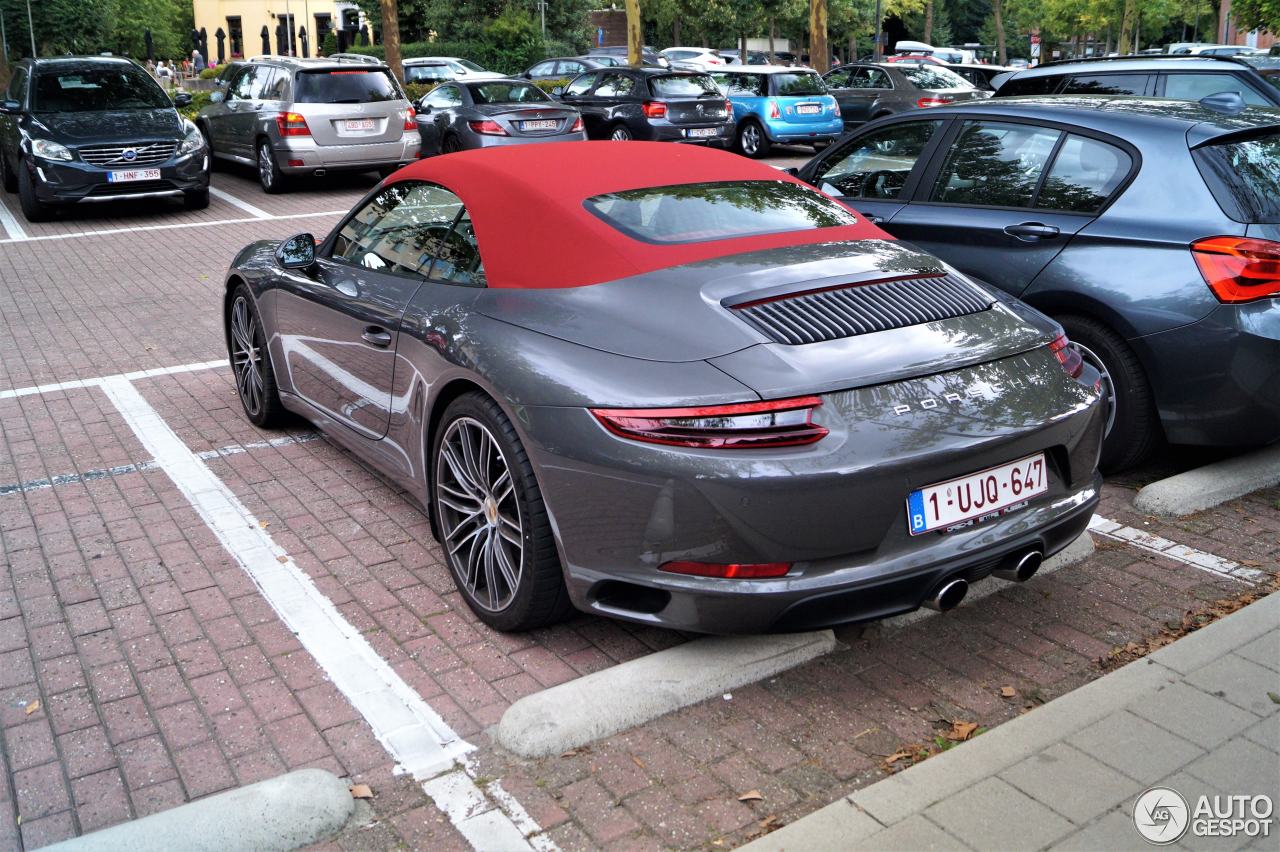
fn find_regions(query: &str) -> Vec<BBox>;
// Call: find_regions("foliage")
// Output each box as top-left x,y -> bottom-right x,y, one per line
1229,0 -> 1280,33
403,81 -> 439,102
347,0 -> 592,48
199,67 -> 220,80
174,89 -> 212,121
0,0 -> 191,62
345,36 -> 578,75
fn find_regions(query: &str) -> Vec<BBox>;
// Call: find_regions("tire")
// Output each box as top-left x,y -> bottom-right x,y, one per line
431,392 -> 573,632
17,160 -> 53,222
736,120 -> 771,158
184,188 -> 210,210
227,284 -> 288,428
198,122 -> 217,170
441,134 -> 463,154
1058,314 -> 1160,472
0,152 -> 16,193
608,123 -> 633,141
257,140 -> 285,194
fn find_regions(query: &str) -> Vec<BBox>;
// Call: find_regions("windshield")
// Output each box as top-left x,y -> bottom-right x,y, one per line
773,72 -> 827,96
32,65 -> 170,112
1195,130 -> 1280,223
650,74 -> 721,98
405,64 -> 450,83
585,180 -> 857,244
294,69 -> 402,103
468,82 -> 549,104
456,59 -> 486,72
900,65 -> 973,90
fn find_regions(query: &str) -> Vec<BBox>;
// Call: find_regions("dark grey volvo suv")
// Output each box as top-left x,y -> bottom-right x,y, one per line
0,56 -> 209,222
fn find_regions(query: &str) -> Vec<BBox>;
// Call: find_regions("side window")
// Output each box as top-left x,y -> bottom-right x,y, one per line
558,61 -> 584,76
264,69 -> 290,100
813,120 -> 942,199
429,209 -> 485,285
848,69 -> 873,89
1061,73 -> 1149,95
564,73 -> 596,96
7,68 -> 28,104
250,67 -> 277,100
228,66 -> 258,100
1164,73 -> 1272,106
426,85 -> 461,108
595,74 -> 636,97
824,69 -> 852,88
331,182 -> 465,278
1037,134 -> 1132,213
998,75 -> 1061,96
528,61 -> 556,76
864,69 -> 892,89
931,120 -> 1062,208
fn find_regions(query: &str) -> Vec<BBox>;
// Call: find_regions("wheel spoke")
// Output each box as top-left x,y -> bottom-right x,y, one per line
492,535 -> 520,595
482,536 -> 500,610
440,443 -> 483,498
444,509 -> 485,551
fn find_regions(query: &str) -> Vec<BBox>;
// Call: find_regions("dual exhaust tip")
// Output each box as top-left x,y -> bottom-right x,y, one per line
924,548 -> 1044,613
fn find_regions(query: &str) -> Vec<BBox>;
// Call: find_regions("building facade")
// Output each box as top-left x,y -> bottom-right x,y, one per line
191,0 -> 372,61
1218,0 -> 1278,50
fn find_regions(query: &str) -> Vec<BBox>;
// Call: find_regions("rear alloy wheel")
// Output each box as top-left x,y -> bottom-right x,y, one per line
257,140 -> 285,194
1059,315 -> 1160,472
16,160 -> 53,222
737,120 -> 771,158
609,123 -> 633,141
432,393 -> 572,632
228,285 -> 287,427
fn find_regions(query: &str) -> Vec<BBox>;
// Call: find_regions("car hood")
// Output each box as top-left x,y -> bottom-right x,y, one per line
29,108 -> 183,143
476,240 -> 1056,394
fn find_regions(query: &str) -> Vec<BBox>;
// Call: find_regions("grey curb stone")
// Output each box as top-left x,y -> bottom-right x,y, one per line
40,769 -> 354,852
1132,443 -> 1280,517
495,630 -> 838,758
735,798 -> 884,851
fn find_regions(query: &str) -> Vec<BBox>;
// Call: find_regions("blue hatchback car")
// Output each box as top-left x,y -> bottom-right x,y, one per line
712,67 -> 843,157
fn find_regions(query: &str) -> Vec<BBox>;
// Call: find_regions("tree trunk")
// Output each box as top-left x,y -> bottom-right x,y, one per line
848,33 -> 856,63
1118,0 -> 1136,55
993,0 -> 1007,65
379,0 -> 402,83
768,17 -> 776,63
924,0 -> 934,44
626,0 -> 642,66
809,0 -> 828,72
673,19 -> 681,47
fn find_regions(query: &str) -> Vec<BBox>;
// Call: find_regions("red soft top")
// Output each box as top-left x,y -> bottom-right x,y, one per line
388,141 -> 892,289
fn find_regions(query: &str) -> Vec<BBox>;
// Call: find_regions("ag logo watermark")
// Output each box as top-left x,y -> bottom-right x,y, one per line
1134,787 -> 1274,845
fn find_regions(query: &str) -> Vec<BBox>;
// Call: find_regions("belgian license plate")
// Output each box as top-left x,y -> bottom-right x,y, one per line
521,119 -> 558,131
343,118 -> 376,131
907,453 -> 1048,535
796,103 -> 821,114
107,168 -> 161,183
686,127 -> 718,138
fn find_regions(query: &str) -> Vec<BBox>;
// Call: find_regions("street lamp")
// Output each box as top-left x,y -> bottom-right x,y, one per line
25,0 -> 35,58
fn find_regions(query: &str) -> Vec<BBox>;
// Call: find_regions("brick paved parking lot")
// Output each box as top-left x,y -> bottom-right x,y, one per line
1,164 -> 1276,850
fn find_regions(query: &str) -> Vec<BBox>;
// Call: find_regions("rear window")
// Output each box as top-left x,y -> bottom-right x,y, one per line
649,74 -> 721,98
32,65 -> 170,112
294,69 -> 402,103
405,64 -> 450,83
468,82 -> 548,104
1194,130 -> 1280,223
585,180 -> 857,244
1061,73 -> 1148,95
900,65 -> 972,90
773,72 -> 826,96
996,74 -> 1061,96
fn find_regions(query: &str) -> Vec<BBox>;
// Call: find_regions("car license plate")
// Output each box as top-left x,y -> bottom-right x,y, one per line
520,119 -> 558,131
907,453 -> 1048,535
107,168 -> 161,183
686,127 -> 719,138
343,118 -> 376,131
796,104 -> 821,114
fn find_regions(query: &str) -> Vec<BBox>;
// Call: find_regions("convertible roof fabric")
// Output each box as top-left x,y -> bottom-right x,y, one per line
390,141 -> 893,289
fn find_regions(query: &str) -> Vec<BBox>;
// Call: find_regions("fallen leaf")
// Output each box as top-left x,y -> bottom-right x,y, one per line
24,700 -> 40,715
883,749 -> 914,765
349,784 -> 373,799
259,520 -> 270,529
559,747 -> 590,758
737,790 -> 764,803
630,755 -> 646,770
1240,559 -> 1262,567
277,555 -> 288,563
1000,686 -> 1016,698
1268,692 -> 1280,705
948,720 -> 979,741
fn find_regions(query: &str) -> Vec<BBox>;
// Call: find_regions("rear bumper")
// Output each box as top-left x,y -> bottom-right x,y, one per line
276,133 -> 420,172
29,151 -> 209,204
763,115 -> 844,143
644,120 -> 735,146
472,131 -> 588,148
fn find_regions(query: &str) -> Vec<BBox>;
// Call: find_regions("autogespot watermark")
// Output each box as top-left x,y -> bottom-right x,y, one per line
1133,786 -> 1274,845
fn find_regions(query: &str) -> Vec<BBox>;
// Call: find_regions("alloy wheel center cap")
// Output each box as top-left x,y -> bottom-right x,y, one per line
483,495 -> 499,526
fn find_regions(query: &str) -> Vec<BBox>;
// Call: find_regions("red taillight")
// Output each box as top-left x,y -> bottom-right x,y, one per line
1191,236 -> 1280,303
275,111 -> 310,137
403,106 -> 416,131
467,119 -> 508,136
1048,333 -> 1084,380
916,96 -> 953,108
768,99 -> 780,119
642,101 -> 667,118
590,396 -> 828,449
570,115 -> 584,132
660,561 -> 792,579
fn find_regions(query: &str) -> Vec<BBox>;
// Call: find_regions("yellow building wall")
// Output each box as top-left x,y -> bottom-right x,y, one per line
193,0 -> 351,61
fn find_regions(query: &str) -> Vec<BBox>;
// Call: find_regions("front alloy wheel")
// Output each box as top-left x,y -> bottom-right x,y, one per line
228,287 -> 286,427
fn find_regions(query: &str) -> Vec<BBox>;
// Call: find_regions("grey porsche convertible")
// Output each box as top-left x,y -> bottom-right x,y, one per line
222,141 -> 1106,634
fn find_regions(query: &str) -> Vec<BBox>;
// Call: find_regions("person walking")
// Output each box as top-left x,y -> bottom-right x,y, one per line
191,49 -> 205,71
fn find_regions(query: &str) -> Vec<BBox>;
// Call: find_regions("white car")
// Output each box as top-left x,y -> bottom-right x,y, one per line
401,57 -> 505,85
659,47 -> 726,70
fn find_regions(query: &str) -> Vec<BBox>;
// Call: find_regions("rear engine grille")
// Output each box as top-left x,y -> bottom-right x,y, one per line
79,141 -> 178,167
86,180 -> 176,197
733,274 -> 993,345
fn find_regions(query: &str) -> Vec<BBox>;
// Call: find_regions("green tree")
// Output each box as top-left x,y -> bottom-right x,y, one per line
1225,0 -> 1280,32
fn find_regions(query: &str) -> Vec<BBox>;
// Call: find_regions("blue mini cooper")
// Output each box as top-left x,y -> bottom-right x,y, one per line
712,66 -> 844,157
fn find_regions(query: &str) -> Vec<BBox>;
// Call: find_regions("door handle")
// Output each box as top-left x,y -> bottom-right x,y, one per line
361,327 -> 392,347
1004,222 -> 1061,240
863,213 -> 885,224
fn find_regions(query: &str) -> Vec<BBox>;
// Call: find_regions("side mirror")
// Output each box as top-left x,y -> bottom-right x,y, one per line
275,233 -> 316,269
550,86 -> 566,97
782,166 -> 800,177
0,99 -> 20,113
417,101 -> 432,114
173,92 -> 192,107
209,91 -> 225,104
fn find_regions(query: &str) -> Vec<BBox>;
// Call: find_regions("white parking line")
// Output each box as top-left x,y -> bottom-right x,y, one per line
209,185 -> 272,219
1088,515 -> 1267,583
0,210 -> 346,246
0,195 -> 28,241
0,358 -> 227,400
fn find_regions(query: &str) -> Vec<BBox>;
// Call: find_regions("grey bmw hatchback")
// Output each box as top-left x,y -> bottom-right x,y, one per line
222,142 -> 1105,634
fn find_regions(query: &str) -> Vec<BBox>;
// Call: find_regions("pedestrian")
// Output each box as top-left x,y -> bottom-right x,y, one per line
156,59 -> 171,79
192,49 -> 204,71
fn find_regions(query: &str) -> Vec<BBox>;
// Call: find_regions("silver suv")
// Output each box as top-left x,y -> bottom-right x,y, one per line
197,57 -> 420,193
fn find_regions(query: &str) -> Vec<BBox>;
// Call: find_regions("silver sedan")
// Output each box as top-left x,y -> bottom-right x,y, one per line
415,78 -> 585,154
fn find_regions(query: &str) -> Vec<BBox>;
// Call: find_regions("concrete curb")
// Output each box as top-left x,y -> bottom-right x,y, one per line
496,630 -> 839,759
1133,444 -> 1280,517
40,769 -> 354,852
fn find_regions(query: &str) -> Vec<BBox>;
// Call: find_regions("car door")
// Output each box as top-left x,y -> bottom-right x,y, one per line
822,67 -> 857,124
524,60 -> 557,81
418,84 -> 463,154
556,72 -> 604,135
223,64 -> 270,158
887,119 -> 1104,295
274,181 -> 465,438
799,117 -> 948,225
